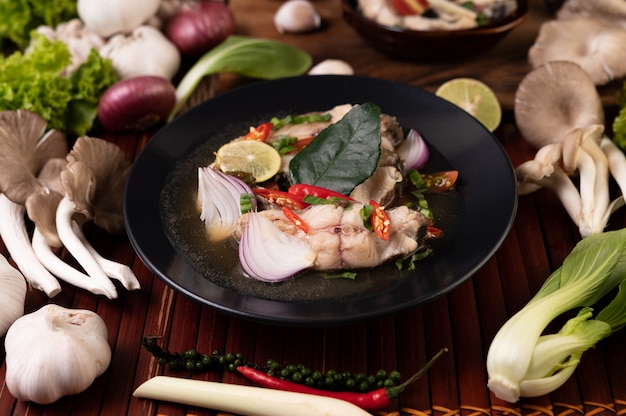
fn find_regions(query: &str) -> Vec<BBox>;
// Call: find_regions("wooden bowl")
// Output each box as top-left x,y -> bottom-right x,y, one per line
342,0 -> 529,61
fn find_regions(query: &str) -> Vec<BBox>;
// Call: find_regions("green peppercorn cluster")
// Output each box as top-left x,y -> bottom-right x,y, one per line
142,336 -> 401,393
266,359 -> 401,392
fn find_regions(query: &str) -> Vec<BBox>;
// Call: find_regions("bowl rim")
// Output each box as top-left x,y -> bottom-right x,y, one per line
342,0 -> 529,37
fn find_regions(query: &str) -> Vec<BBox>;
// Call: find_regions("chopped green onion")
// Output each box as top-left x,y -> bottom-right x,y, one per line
240,193 -> 255,214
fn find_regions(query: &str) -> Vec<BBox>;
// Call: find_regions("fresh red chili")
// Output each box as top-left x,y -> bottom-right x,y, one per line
282,206 -> 309,233
370,200 -> 390,241
288,184 -> 353,201
422,170 -> 458,192
237,348 -> 446,411
391,0 -> 429,15
427,226 -> 444,239
244,122 -> 274,141
253,188 -> 308,210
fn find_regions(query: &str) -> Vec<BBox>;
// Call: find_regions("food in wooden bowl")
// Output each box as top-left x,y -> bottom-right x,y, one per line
342,0 -> 529,60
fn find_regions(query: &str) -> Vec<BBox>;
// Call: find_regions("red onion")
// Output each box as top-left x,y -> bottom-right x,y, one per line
165,1 -> 236,58
97,76 -> 176,132
239,212 -> 316,282
197,166 -> 255,242
397,128 -> 430,170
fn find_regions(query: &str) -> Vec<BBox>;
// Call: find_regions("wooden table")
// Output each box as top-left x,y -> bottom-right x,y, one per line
3,0 -> 626,415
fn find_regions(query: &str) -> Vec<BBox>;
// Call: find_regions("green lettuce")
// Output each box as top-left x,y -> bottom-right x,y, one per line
0,33 -> 117,136
0,0 -> 77,48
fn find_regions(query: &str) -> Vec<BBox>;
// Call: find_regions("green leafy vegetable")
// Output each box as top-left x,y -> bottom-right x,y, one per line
0,34 -> 117,135
169,36 -> 312,120
289,103 -> 382,195
406,169 -> 433,219
0,0 -> 77,48
486,228 -> 626,403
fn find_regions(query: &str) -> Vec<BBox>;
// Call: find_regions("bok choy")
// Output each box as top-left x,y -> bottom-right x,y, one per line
486,228 -> 626,402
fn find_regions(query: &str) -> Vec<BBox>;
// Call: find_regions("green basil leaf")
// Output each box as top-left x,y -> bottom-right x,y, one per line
289,102 -> 382,195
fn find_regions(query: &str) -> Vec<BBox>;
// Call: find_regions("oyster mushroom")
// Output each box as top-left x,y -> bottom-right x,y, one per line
528,18 -> 626,85
0,110 -> 68,297
557,0 -> 626,23
56,136 -> 140,297
514,61 -> 604,150
29,158 -> 112,297
515,143 -> 582,225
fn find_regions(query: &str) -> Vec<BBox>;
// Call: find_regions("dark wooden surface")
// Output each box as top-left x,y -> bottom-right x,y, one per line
3,0 -> 626,415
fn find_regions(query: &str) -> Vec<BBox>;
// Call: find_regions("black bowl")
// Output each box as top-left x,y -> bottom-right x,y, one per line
342,0 -> 529,60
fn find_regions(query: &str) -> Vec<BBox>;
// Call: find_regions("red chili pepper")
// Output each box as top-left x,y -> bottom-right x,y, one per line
236,348 -> 446,411
253,188 -> 308,210
422,170 -> 458,192
391,0 -> 429,15
244,122 -> 274,141
427,226 -> 444,239
291,136 -> 315,152
370,200 -> 390,241
282,206 -> 309,233
288,184 -> 353,201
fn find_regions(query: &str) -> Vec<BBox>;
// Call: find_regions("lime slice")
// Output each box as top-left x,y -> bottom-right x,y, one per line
435,78 -> 502,132
216,140 -> 282,183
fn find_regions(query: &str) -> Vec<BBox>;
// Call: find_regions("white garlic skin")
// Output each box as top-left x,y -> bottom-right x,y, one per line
4,304 -> 111,404
99,25 -> 181,81
308,59 -> 354,75
78,0 -> 161,38
274,0 -> 322,34
0,255 -> 26,337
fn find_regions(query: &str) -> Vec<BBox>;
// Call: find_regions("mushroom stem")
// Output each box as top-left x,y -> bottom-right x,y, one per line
71,222 -> 140,291
562,129 -> 598,237
579,126 -> 610,230
55,196 -> 118,299
515,143 -> 583,226
0,194 -> 61,297
31,228 -> 113,297
600,137 -> 626,196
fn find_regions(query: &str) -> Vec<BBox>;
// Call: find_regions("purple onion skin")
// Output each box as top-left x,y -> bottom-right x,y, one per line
97,76 -> 176,133
166,1 -> 236,58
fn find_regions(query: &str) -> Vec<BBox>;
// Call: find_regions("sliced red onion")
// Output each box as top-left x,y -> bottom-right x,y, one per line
397,128 -> 430,170
197,166 -> 255,242
239,212 -> 316,282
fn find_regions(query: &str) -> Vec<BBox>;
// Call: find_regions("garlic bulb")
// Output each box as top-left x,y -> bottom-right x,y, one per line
0,255 -> 26,337
274,0 -> 322,34
77,0 -> 161,38
5,304 -> 111,404
99,25 -> 181,81
308,59 -> 354,75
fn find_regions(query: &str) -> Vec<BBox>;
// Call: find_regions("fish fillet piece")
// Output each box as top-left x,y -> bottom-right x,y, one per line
237,203 -> 428,271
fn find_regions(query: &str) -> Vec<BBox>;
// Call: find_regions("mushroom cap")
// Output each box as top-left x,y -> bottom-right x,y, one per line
528,18 -> 626,85
0,110 -> 68,204
25,158 -> 69,248
60,136 -> 131,233
515,143 -> 563,194
514,61 -> 604,149
557,0 -> 626,22
561,128 -> 585,174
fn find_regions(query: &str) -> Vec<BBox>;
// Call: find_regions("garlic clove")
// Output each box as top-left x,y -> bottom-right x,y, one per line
0,255 -> 26,337
308,59 -> 355,75
4,304 -> 111,404
274,0 -> 322,34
